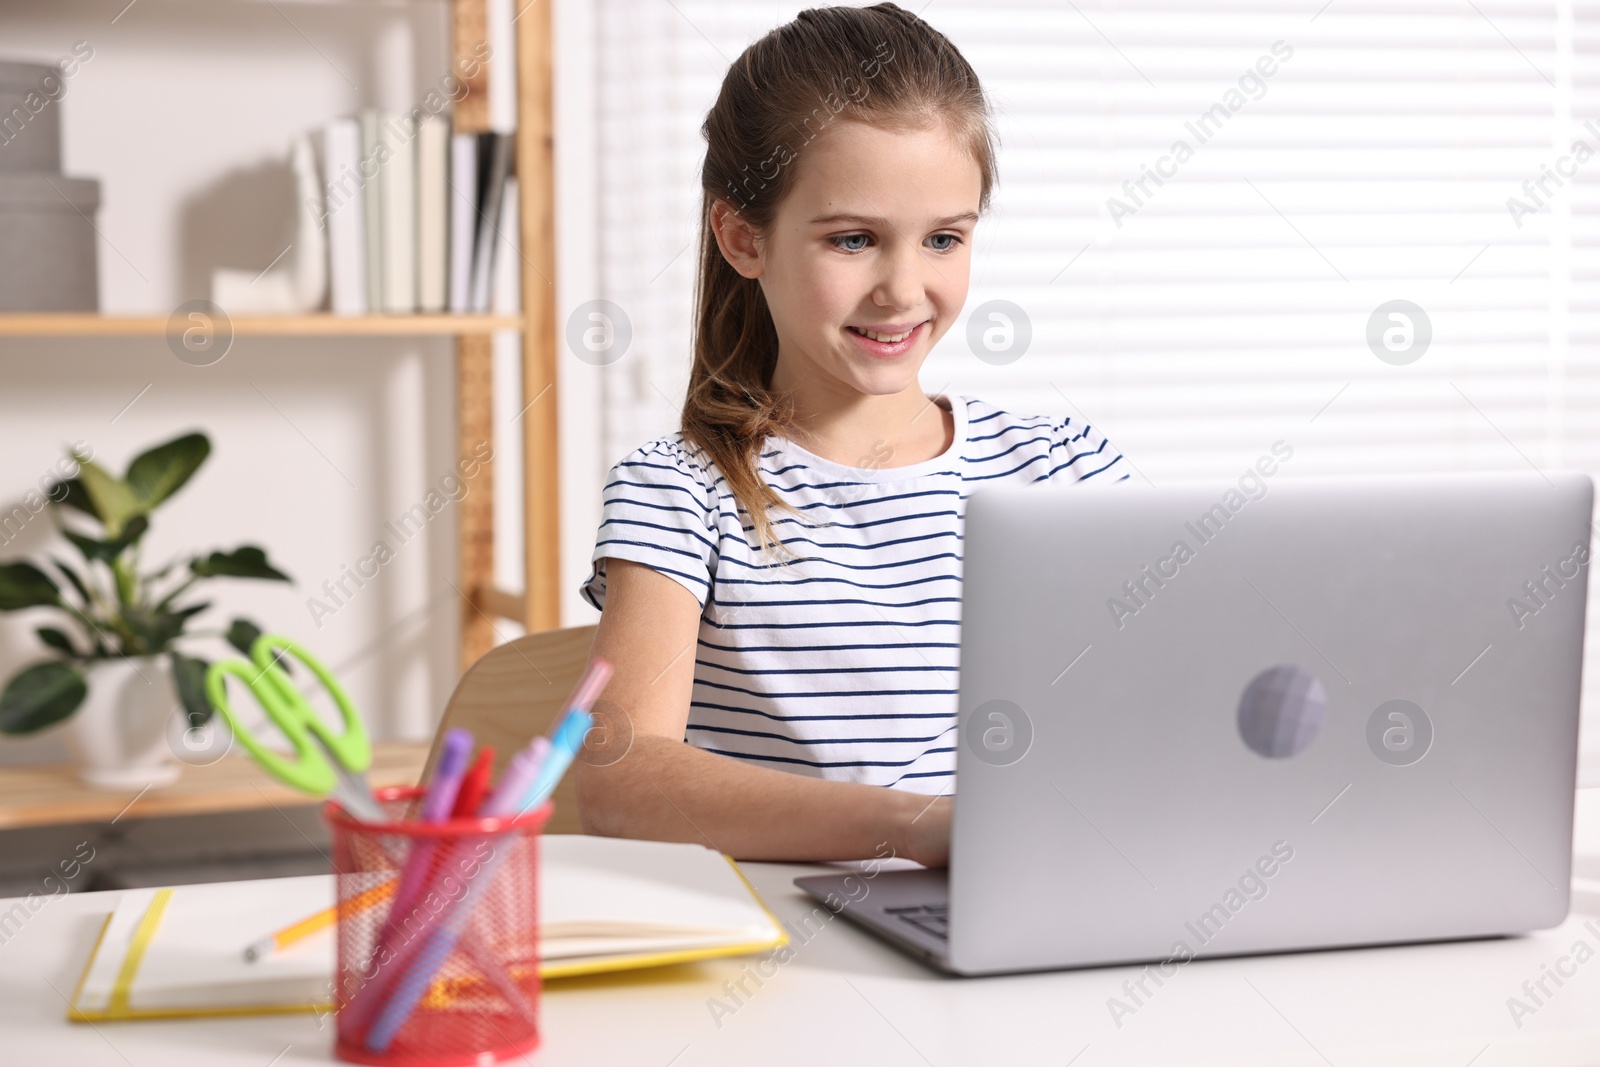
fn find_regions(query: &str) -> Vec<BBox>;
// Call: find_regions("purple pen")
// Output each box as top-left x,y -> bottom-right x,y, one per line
420,729 -> 475,821
381,728 -> 473,929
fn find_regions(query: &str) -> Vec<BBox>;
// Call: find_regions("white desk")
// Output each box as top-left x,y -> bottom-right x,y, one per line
3,791 -> 1598,1066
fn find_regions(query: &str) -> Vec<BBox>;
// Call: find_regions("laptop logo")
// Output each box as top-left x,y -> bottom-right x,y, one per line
965,699 -> 1034,766
1237,665 -> 1326,758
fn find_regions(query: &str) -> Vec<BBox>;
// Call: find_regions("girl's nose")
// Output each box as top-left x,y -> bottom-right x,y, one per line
872,243 -> 928,311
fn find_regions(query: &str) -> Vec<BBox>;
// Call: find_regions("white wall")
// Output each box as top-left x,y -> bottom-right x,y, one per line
0,0 -> 606,762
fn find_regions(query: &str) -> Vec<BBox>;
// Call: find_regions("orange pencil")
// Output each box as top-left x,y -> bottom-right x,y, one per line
242,875 -> 397,962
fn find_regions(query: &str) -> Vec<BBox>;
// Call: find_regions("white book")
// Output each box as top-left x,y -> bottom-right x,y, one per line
447,132 -> 479,314
492,175 -> 520,314
416,113 -> 450,313
359,109 -> 384,314
380,111 -> 418,314
322,118 -> 367,316
67,836 -> 788,1020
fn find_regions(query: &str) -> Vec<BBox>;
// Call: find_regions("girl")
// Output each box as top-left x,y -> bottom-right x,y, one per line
575,3 -> 1126,866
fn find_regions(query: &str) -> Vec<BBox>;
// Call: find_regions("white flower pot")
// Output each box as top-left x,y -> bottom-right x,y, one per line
62,656 -> 182,791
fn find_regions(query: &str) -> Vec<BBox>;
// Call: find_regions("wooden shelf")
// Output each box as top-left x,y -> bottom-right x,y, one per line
0,0 -> 562,676
0,741 -> 428,831
0,313 -> 524,338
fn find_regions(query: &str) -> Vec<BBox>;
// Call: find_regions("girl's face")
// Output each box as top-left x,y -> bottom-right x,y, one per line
716,119 -> 983,400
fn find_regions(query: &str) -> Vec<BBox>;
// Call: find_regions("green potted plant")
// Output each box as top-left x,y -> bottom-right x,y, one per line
0,431 -> 292,789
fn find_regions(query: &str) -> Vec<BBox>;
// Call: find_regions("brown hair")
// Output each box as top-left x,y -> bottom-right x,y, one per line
682,3 -> 997,554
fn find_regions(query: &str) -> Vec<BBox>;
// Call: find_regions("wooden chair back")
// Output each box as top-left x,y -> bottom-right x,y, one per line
423,624 -> 599,834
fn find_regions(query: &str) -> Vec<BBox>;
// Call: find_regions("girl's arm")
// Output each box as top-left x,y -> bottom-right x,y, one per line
573,558 -> 951,865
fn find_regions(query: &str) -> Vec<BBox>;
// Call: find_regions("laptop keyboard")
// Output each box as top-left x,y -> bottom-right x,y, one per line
886,903 -> 949,940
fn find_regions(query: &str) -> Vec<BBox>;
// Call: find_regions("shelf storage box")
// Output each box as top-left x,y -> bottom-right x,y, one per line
0,172 -> 100,311
0,60 -> 64,173
0,57 -> 100,311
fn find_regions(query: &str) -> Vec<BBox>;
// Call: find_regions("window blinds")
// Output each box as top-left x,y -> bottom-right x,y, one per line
592,0 -> 1597,747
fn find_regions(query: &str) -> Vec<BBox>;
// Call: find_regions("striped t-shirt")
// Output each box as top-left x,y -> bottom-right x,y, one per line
580,394 -> 1129,795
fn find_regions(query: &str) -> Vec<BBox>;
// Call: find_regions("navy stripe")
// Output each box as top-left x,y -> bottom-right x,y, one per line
884,768 -> 954,788
687,723 -> 956,746
591,549 -> 708,591
752,507 -> 963,532
968,418 -> 1057,444
778,488 -> 962,514
695,744 -> 959,771
698,639 -> 962,654
690,699 -> 956,723
720,527 -> 962,553
606,475 -> 706,503
1051,426 -> 1092,447
696,661 -> 956,678
711,593 -> 962,612
1054,438 -> 1111,467
970,432 -> 1053,464
963,452 -> 1050,481
716,573 -> 959,595
1071,454 -> 1124,481
600,496 -> 706,522
694,678 -> 959,700
592,536 -> 708,569
598,517 -> 717,554
718,550 -> 963,575
703,616 -> 961,631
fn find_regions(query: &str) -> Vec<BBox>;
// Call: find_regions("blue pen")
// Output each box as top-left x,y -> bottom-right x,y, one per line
521,707 -> 593,811
364,661 -> 612,1051
512,661 -> 610,815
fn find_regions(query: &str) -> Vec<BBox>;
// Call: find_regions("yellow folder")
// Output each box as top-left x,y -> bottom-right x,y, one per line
68,836 -> 789,1022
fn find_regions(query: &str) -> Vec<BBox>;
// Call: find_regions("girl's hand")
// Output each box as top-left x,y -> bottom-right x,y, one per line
894,794 -> 952,868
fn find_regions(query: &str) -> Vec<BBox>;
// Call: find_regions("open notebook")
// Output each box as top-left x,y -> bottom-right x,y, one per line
69,835 -> 788,1022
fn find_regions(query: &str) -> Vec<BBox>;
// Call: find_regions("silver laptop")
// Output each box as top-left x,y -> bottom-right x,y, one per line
797,471 -> 1593,975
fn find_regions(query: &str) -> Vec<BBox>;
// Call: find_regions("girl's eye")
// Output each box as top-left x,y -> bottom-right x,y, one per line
830,233 -> 872,253
926,233 -> 961,252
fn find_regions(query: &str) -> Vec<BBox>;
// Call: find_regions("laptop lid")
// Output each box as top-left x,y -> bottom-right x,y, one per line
949,470 -> 1591,976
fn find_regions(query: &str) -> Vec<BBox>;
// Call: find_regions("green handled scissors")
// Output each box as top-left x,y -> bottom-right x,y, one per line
204,634 -> 383,822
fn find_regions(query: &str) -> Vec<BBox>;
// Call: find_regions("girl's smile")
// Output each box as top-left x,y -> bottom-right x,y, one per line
845,319 -> 929,358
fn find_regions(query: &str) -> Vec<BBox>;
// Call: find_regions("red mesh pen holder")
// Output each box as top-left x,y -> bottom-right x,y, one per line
324,785 -> 552,1067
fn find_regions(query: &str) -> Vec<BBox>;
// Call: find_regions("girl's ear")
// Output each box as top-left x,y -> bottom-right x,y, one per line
710,198 -> 764,279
